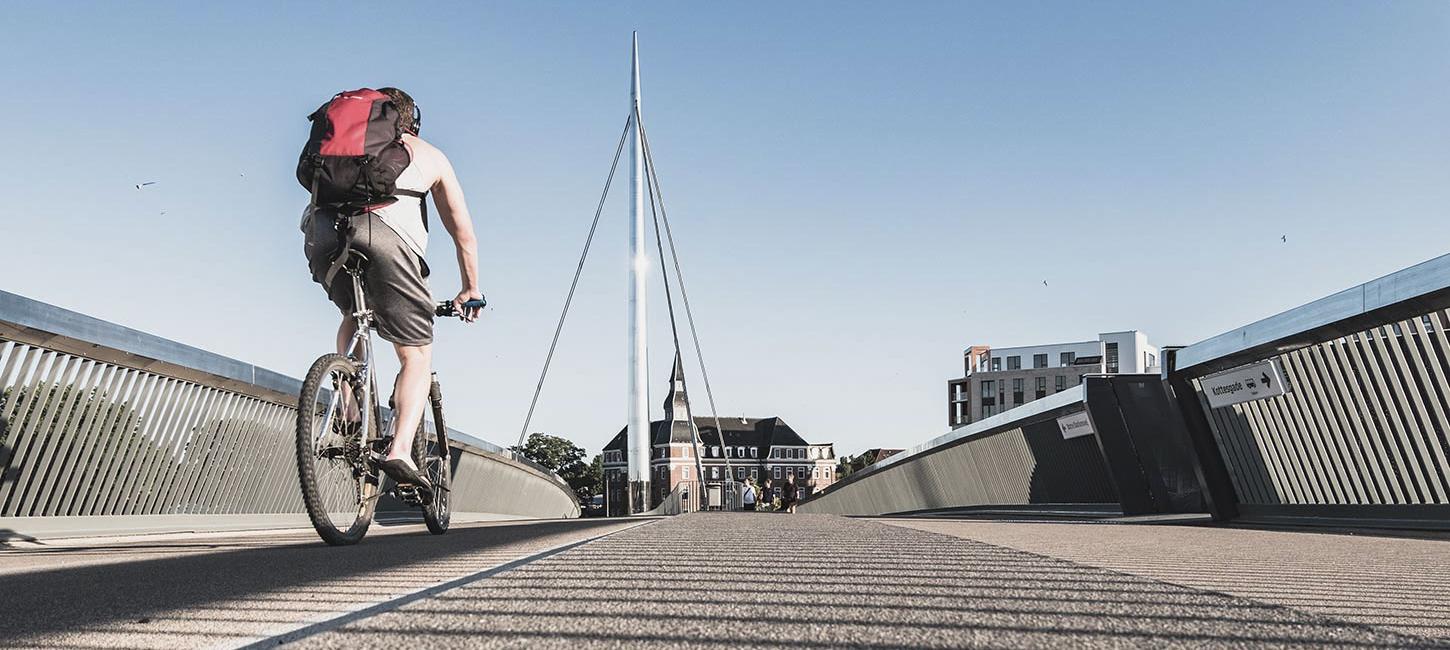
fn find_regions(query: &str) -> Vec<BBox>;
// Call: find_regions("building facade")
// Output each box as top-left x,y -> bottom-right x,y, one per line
602,357 -> 836,514
947,331 -> 1159,428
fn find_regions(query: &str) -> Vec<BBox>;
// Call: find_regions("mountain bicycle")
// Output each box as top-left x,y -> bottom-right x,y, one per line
293,247 -> 484,546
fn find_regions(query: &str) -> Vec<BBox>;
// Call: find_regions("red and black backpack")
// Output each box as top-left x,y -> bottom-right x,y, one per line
296,88 -> 411,214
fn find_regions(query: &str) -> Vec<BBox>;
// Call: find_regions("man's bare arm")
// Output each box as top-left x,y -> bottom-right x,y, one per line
423,141 -> 482,321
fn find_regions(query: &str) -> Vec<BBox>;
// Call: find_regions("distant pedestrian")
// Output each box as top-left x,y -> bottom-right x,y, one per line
741,480 -> 757,512
782,475 -> 798,513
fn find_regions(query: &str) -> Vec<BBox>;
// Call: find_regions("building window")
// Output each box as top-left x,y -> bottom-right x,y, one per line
810,447 -> 819,459
1106,342 -> 1119,373
813,468 -> 819,479
711,467 -> 719,480
682,466 -> 690,480
738,446 -> 746,458
751,469 -> 758,479
991,357 -> 1002,372
774,467 -> 781,479
1033,353 -> 1047,369
981,380 -> 994,397
1012,378 -> 1024,404
749,447 -> 757,458
1060,351 -> 1075,367
1056,375 -> 1066,391
737,467 -> 745,479
1036,376 -> 1047,399
1007,356 -> 1021,370
1147,352 -> 1156,369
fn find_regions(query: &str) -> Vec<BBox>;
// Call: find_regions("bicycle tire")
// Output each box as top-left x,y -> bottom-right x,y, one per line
417,383 -> 451,535
296,353 -> 378,546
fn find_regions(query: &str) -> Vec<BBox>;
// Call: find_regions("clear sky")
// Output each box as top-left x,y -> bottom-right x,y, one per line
2,1 -> 1447,457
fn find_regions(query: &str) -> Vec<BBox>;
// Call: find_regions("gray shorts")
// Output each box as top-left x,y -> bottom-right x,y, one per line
303,212 -> 434,347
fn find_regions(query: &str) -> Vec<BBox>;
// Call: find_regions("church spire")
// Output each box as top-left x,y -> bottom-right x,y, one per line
663,351 -> 689,423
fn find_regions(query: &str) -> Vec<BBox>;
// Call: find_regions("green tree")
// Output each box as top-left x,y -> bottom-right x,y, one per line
510,432 -> 599,502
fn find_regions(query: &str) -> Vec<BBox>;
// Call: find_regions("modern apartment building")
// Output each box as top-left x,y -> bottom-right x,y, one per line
946,331 -> 1159,428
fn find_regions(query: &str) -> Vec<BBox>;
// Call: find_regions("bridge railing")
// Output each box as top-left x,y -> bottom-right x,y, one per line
645,480 -> 745,515
0,290 -> 578,538
798,386 -> 1120,515
1167,253 -> 1450,528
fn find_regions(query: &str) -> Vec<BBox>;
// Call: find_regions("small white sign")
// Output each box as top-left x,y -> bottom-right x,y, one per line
1057,411 -> 1095,440
1201,359 -> 1289,409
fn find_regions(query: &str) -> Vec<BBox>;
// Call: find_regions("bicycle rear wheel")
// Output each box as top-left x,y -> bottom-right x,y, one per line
296,354 -> 378,545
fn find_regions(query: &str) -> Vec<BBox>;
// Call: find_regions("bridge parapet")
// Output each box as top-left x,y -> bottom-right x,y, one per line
799,386 -> 1119,515
0,290 -> 578,538
1167,253 -> 1450,528
803,254 -> 1450,529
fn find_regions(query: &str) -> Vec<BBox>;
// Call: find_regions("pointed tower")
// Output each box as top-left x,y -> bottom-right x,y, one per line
663,351 -> 692,439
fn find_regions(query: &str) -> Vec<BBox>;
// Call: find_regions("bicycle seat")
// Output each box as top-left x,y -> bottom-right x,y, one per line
339,248 -> 370,272
322,246 -> 369,287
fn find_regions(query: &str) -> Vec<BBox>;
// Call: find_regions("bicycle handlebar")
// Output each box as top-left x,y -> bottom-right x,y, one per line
435,298 -> 487,318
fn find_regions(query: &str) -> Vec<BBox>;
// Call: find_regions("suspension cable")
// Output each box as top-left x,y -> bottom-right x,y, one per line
517,116 -> 633,448
638,116 -> 740,503
638,110 -> 721,501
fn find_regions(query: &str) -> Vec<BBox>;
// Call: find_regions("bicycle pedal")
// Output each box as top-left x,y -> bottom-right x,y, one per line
394,485 -> 431,507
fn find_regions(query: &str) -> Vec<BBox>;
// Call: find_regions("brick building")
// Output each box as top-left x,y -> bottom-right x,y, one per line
601,357 -> 836,513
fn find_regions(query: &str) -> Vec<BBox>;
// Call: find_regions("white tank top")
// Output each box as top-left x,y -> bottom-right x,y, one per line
374,153 -> 431,259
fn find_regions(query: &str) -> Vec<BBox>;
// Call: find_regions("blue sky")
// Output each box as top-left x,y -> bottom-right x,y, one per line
2,1 -> 1447,456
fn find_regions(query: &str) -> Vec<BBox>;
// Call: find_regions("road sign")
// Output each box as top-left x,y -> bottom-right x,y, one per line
1201,359 -> 1289,409
1057,411 -> 1095,440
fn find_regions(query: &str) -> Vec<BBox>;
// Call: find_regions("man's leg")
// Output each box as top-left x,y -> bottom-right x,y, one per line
385,343 -> 432,467
336,316 -> 358,356
336,316 -> 360,421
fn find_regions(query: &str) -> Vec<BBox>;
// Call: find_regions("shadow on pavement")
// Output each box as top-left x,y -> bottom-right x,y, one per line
0,517 -> 624,644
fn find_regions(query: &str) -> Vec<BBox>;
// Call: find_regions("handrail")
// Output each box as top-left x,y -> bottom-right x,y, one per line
1173,253 -> 1450,376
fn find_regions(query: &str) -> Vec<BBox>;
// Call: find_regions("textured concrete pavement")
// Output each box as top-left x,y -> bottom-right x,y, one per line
882,518 -> 1450,642
2,513 -> 1445,648
0,517 -> 644,649
291,514 -> 1439,649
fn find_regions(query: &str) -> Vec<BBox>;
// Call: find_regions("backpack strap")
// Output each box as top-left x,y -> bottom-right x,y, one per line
395,189 -> 429,232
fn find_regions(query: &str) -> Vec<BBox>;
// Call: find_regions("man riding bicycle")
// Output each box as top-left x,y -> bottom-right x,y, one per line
300,87 -> 481,489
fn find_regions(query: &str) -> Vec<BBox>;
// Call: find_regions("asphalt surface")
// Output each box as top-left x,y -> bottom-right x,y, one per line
1,514 -> 1445,649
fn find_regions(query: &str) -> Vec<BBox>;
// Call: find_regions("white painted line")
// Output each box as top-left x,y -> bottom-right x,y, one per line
230,519 -> 655,649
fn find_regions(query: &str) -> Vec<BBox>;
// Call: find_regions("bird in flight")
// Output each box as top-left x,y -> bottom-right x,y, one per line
1281,235 -> 1287,243
135,181 -> 157,189
1042,280 -> 1049,287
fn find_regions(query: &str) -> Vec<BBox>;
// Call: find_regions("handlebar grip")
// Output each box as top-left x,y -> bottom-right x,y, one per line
435,297 -> 488,317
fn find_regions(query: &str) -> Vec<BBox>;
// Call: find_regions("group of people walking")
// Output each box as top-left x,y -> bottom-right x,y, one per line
739,476 -> 799,513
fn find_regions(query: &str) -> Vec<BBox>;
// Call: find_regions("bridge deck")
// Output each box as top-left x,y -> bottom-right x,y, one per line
0,514 -> 1445,648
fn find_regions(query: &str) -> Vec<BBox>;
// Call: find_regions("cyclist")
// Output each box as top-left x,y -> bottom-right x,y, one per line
301,87 -> 482,488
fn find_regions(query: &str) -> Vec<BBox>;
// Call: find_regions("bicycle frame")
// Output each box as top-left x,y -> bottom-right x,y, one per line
343,263 -> 382,446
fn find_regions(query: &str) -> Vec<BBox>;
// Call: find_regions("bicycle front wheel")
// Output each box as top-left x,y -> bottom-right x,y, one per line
415,423 -> 451,535
296,353 -> 378,546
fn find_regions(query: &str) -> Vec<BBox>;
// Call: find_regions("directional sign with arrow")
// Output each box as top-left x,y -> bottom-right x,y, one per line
1201,359 -> 1291,409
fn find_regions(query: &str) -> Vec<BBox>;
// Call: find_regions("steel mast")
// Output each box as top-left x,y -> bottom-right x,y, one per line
626,32 -> 651,513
